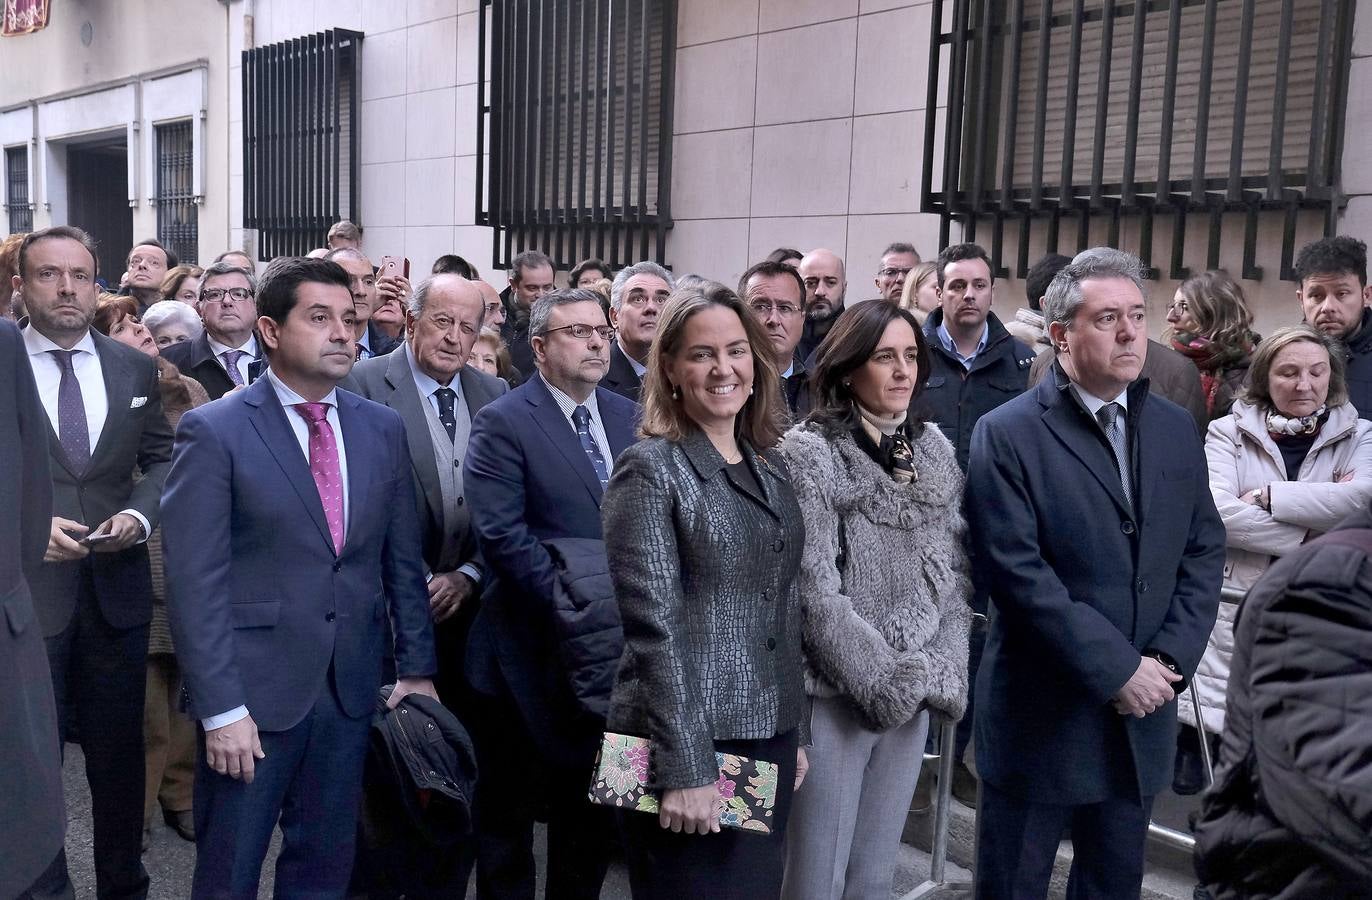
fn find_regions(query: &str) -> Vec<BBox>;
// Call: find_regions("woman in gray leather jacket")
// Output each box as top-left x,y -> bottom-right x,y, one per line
602,281 -> 809,898
778,300 -> 972,900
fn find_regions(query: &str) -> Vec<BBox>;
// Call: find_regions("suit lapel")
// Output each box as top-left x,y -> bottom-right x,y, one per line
89,334 -> 134,466
1135,400 -> 1166,524
337,392 -> 372,551
527,377 -> 605,505
596,388 -> 638,460
246,380 -> 337,554
460,366 -> 500,417
386,351 -> 444,524
1041,394 -> 1133,519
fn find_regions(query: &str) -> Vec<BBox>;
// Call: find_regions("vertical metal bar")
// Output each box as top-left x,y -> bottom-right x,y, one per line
1058,0 -> 1086,207
1046,207 -> 1060,253
243,52 -> 253,232
290,38 -> 302,252
1156,0 -> 1184,204
1139,204 -> 1156,277
536,0 -> 549,254
1016,214 -> 1031,278
592,0 -> 606,260
943,0 -> 971,215
1171,208 -> 1190,279
921,0 -> 945,211
577,0 -> 590,234
1265,0 -> 1295,200
1242,204 -> 1262,280
1305,0 -> 1336,194
1107,202 -> 1121,248
1226,0 -> 1256,201
348,35 -> 360,238
605,0 -> 622,266
1207,205 -> 1222,270
621,0 -> 636,245
477,0 -> 490,227
998,0 -> 1025,213
939,213 -> 952,251
1190,0 -> 1218,203
565,0 -> 577,260
1189,688 -> 1215,787
990,213 -> 1006,277
1075,206 -> 1089,252
1280,203 -> 1298,280
968,0 -> 996,215
1121,0 -> 1147,206
655,0 -> 677,264
1028,0 -> 1052,210
550,0 -> 563,262
637,0 -> 650,260
1324,0 -> 1356,200
1089,0 -> 1115,208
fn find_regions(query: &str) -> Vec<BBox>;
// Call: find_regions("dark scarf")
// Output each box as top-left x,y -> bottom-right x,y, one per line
850,405 -> 915,484
1171,330 -> 1257,416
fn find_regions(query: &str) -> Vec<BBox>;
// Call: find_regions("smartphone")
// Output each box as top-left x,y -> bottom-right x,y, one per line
380,255 -> 410,280
80,532 -> 118,547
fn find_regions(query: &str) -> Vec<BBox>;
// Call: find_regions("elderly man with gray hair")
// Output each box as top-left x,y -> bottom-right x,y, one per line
964,247 -> 1225,899
601,260 -> 674,401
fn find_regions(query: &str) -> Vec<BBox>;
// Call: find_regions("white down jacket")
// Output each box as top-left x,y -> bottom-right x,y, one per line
1183,400 -> 1372,733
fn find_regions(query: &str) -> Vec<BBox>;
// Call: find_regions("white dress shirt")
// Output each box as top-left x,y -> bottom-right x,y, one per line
542,374 -> 615,475
1069,381 -> 1130,426
203,370 -> 352,731
23,326 -> 151,540
206,334 -> 259,384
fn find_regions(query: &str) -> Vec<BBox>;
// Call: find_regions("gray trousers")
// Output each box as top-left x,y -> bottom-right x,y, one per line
782,695 -> 930,900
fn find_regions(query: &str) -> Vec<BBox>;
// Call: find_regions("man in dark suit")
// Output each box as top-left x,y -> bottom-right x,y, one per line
349,273 -> 508,700
0,318 -> 65,900
500,250 -> 557,381
602,260 -> 674,402
327,248 -> 403,360
160,261 -> 261,400
965,247 -> 1225,898
464,287 -> 639,900
162,257 -> 438,898
18,226 -> 174,900
740,259 -> 810,418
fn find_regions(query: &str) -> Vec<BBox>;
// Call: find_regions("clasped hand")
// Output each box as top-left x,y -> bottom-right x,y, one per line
1113,656 -> 1180,717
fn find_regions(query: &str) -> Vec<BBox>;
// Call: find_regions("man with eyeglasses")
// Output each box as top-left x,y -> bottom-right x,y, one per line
162,261 -> 262,400
602,260 -> 675,402
740,259 -> 811,417
874,242 -> 921,303
464,287 -> 638,900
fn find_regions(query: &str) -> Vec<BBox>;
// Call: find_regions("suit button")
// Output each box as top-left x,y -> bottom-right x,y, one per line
325,611 -> 336,622
1137,579 -> 1148,593
773,539 -> 784,552
453,460 -> 460,469
333,561 -> 342,572
762,588 -> 772,601
766,638 -> 776,651
1120,521 -> 1136,535
456,496 -> 464,507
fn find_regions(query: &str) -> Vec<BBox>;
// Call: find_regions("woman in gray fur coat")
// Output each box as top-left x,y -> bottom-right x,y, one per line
778,300 -> 971,900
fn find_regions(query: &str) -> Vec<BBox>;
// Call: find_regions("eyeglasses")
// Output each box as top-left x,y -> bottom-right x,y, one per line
748,301 -> 802,318
201,287 -> 255,304
541,323 -> 613,341
1168,298 -> 1189,313
878,267 -> 913,279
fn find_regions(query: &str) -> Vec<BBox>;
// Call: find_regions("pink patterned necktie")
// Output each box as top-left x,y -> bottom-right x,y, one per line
294,402 -> 344,554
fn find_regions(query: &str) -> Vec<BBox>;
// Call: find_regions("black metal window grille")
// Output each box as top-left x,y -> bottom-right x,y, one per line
477,0 -> 677,270
6,147 -> 31,234
923,0 -> 1355,280
243,30 -> 362,261
155,121 -> 198,264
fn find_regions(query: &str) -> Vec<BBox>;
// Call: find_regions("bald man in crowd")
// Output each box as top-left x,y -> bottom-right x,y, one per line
798,248 -> 848,360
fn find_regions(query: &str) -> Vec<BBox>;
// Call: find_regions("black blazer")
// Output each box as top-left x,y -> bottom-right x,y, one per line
161,332 -> 249,401
0,320 -> 64,898
602,430 -> 808,790
463,374 -> 639,766
26,329 -> 174,636
601,341 -> 643,403
348,349 -> 509,573
966,364 -> 1225,805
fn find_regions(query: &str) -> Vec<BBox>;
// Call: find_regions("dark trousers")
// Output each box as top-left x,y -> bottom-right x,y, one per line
33,573 -> 150,900
975,779 -> 1153,900
621,729 -> 798,900
954,623 -> 987,760
468,691 -> 613,900
191,680 -> 371,900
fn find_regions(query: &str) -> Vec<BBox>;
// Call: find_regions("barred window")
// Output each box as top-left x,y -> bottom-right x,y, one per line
6,146 -> 31,234
924,0 -> 1355,280
155,121 -> 198,265
477,0 -> 677,270
243,30 -> 361,260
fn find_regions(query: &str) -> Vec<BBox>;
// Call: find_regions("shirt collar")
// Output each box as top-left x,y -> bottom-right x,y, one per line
618,339 -> 647,378
1068,381 -> 1129,420
207,334 -> 258,357
357,329 -> 371,353
23,324 -> 96,358
405,342 -> 456,398
541,373 -> 601,422
267,368 -> 338,410
935,320 -> 989,368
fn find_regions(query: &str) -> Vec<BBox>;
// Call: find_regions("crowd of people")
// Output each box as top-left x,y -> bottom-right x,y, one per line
1,218 -> 1370,900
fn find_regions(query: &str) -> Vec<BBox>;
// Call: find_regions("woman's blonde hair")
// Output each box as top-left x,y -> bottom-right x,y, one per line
898,261 -> 939,312
1166,270 -> 1254,347
639,281 -> 786,448
1244,324 -> 1348,410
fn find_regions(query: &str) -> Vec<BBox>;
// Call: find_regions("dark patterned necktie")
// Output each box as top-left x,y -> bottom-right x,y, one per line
434,387 -> 458,443
572,405 -> 609,489
50,349 -> 91,472
221,349 -> 246,387
1096,403 -> 1133,507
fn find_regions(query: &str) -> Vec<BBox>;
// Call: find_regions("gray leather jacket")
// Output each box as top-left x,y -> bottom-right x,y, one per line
602,429 -> 808,790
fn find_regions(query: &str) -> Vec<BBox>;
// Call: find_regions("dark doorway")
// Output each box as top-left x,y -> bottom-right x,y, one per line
67,138 -> 132,285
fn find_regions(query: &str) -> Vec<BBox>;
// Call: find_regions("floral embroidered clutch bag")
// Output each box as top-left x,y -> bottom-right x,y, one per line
588,732 -> 780,834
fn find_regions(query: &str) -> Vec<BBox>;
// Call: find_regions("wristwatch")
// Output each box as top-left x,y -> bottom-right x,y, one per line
1250,487 -> 1270,511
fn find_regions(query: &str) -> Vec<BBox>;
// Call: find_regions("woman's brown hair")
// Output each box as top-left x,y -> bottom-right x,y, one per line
1165,270 -> 1255,347
1243,324 -> 1348,410
639,281 -> 786,449
93,294 -> 140,336
807,300 -> 929,438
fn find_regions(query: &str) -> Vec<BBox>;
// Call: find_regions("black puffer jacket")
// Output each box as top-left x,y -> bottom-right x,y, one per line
1193,511 -> 1372,898
918,309 -> 1036,471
